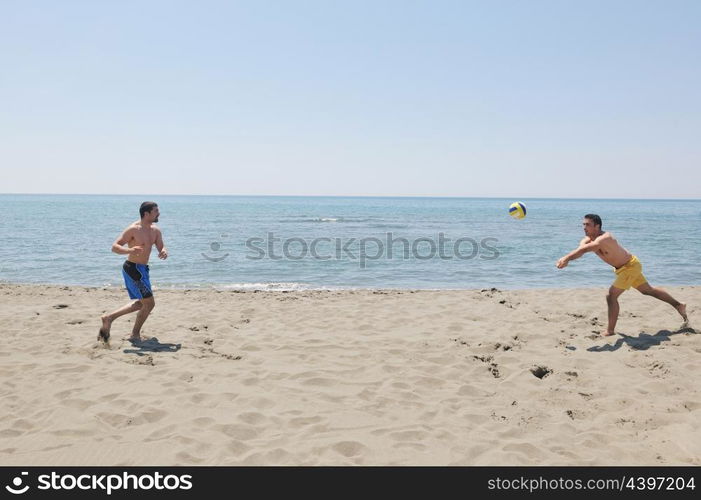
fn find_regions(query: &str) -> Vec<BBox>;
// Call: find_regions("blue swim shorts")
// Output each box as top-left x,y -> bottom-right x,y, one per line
122,260 -> 153,300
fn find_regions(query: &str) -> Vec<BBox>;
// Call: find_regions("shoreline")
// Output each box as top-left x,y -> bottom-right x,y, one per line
1,283 -> 698,465
3,193 -> 701,201
1,282 -> 699,293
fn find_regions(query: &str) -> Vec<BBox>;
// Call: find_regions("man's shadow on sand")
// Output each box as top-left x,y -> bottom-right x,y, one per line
587,326 -> 696,353
123,337 -> 181,356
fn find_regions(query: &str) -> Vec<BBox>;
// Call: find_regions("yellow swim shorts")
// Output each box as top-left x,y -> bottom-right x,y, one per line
612,255 -> 647,290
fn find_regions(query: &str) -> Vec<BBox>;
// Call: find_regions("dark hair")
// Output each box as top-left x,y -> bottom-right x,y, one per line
140,201 -> 158,218
584,213 -> 602,228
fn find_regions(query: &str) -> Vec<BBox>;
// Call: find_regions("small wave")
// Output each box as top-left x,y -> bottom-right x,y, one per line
368,223 -> 410,229
278,217 -> 375,223
278,217 -> 338,223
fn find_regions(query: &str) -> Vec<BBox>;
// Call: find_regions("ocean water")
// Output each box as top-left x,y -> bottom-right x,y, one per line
1,194 -> 699,290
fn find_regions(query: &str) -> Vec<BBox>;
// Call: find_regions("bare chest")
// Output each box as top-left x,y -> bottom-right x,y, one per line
131,227 -> 157,247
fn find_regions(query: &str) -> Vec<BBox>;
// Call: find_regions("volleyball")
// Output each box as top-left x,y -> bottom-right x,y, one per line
509,201 -> 526,219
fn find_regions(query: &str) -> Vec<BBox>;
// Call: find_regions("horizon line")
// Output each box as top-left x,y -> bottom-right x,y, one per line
1,192 -> 700,201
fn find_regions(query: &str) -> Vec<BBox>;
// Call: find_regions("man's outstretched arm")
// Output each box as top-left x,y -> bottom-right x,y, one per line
556,240 -> 600,269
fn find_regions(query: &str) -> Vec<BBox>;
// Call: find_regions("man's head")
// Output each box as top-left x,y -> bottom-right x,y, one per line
140,202 -> 159,223
582,213 -> 602,237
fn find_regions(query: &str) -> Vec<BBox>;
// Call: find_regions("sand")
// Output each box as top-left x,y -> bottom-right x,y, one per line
0,283 -> 698,466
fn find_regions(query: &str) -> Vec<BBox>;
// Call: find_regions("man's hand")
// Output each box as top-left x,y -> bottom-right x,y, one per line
556,257 -> 569,269
158,248 -> 168,260
129,246 -> 143,256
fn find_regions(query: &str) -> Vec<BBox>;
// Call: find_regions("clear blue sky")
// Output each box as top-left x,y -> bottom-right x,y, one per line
1,0 -> 699,198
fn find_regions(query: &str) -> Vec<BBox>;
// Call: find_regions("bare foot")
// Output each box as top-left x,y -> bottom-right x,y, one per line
676,303 -> 688,323
98,315 -> 112,343
601,330 -> 616,337
128,335 -> 142,343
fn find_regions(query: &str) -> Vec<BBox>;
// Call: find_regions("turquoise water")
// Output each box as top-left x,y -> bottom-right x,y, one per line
1,194 -> 699,290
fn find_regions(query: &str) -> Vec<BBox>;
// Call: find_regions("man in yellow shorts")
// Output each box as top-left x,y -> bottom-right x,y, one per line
556,214 -> 688,336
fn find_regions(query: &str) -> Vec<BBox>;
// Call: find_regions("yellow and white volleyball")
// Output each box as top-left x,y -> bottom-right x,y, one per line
508,201 -> 527,219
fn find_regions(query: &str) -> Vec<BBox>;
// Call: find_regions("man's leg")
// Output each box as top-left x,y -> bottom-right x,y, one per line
635,282 -> 688,322
130,296 -> 155,342
99,300 -> 143,342
605,286 -> 626,336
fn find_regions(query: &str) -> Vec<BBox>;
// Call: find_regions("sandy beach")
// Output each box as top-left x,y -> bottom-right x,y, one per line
0,283 -> 698,466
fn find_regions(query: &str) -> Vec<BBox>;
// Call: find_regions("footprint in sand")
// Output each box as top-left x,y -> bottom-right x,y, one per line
213,424 -> 260,441
237,412 -> 266,425
127,355 -> 154,366
530,365 -> 552,379
389,430 -> 428,442
332,441 -> 366,457
565,409 -> 581,420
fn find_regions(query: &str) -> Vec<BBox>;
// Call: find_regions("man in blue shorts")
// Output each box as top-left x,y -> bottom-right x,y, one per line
99,202 -> 168,343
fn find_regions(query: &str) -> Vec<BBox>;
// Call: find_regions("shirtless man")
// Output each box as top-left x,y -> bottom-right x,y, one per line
556,214 -> 687,336
98,202 -> 168,344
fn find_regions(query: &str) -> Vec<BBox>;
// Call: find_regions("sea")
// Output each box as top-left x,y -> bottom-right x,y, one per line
1,194 -> 699,291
